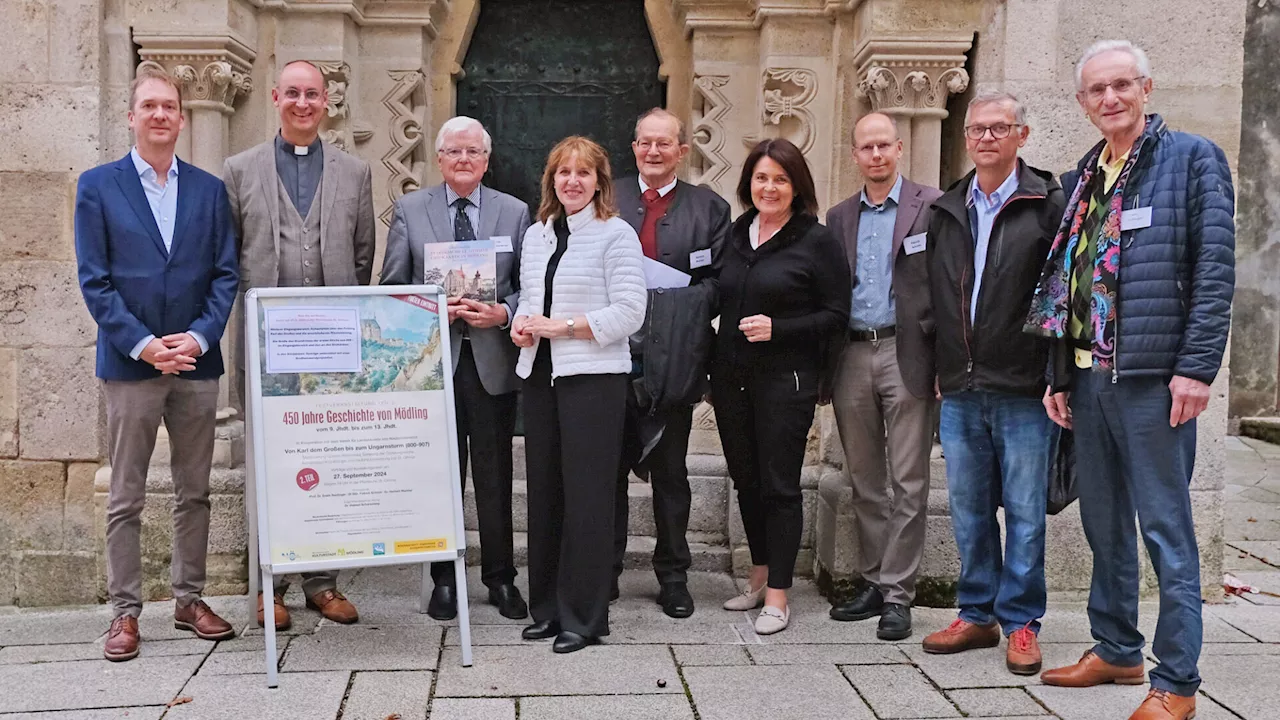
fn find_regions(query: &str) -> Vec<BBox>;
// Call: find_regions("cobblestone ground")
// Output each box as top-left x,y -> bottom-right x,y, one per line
1,435 -> 1278,720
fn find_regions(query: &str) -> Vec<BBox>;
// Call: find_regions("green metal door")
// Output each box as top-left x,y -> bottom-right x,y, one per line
456,0 -> 666,209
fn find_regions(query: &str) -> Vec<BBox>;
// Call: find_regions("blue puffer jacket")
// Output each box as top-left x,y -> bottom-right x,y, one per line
1052,114 -> 1235,386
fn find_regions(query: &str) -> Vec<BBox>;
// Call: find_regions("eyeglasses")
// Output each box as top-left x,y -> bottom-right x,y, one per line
1082,76 -> 1147,101
964,123 -> 1022,141
281,88 -> 323,103
440,147 -> 489,160
635,140 -> 676,152
855,141 -> 896,155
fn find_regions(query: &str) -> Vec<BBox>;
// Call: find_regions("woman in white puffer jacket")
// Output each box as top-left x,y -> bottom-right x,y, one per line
510,135 -> 646,654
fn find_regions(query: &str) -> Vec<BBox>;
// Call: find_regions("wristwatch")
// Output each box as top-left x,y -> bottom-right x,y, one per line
565,318 -> 576,339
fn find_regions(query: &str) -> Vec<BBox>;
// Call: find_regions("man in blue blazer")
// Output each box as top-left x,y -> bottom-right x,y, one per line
75,65 -> 239,661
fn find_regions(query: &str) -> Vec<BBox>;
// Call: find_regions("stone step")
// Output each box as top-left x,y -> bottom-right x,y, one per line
462,475 -> 731,537
1240,417 -> 1280,445
462,531 -> 732,573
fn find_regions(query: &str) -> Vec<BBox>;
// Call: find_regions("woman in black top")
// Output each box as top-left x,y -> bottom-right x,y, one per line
714,138 -> 851,635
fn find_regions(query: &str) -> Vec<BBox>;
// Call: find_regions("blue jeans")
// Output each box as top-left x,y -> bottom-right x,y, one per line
940,391 -> 1058,635
1072,370 -> 1201,696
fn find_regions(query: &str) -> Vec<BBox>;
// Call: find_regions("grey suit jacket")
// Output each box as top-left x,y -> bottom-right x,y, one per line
826,176 -> 943,399
222,138 -> 376,294
380,183 -> 530,396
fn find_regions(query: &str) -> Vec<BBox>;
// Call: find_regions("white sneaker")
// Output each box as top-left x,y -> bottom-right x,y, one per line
754,605 -> 790,635
723,583 -> 767,611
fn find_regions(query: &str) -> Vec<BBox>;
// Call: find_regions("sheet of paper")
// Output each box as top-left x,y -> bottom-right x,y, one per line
642,257 -> 692,290
264,306 -> 363,374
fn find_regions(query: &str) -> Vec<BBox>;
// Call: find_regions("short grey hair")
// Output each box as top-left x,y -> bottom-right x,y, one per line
435,116 -> 493,154
1075,40 -> 1152,91
634,108 -> 688,146
965,90 -> 1028,126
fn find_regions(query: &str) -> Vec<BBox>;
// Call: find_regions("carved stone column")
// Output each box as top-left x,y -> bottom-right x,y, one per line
855,36 -> 972,187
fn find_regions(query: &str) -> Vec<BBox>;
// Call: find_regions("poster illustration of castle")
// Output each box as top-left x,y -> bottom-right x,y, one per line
423,240 -> 497,303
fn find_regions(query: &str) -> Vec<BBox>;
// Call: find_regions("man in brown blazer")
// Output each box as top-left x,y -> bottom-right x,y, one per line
223,59 -> 374,629
825,112 -> 942,641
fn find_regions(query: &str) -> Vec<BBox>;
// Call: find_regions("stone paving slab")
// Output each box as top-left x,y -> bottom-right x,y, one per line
520,695 -> 696,720
750,607 -> 959,645
945,688 -> 1049,716
1204,602 -> 1280,641
1199,647 -> 1280,719
0,607 -> 112,646
843,664 -> 961,718
282,625 -> 443,672
747,643 -> 909,665
683,664 -> 875,720
0,653 -> 203,714
1229,540 -> 1280,564
435,645 -> 681,697
429,698 -> 515,720
670,645 -> 751,666
199,635 -> 288,676
0,708 -> 165,719
339,670 -> 433,720
1028,685 -> 1237,720
162,670 -> 350,719
900,643 -> 1132,689
0,637 -> 209,665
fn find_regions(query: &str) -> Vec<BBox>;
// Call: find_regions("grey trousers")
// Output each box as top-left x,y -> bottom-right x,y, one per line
104,376 -> 220,618
831,336 -> 935,605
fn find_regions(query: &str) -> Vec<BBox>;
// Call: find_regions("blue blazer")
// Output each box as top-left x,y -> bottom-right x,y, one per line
75,154 -> 240,381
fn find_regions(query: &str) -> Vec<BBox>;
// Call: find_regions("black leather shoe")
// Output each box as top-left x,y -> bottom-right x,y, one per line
552,630 -> 600,654
488,584 -> 529,620
522,619 -> 560,640
829,584 -> 885,622
657,582 -> 695,619
877,602 -> 912,641
427,584 -> 457,621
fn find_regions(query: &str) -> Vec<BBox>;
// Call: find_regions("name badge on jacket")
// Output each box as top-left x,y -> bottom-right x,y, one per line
903,233 -> 927,255
690,248 -> 712,269
491,236 -> 514,253
1120,207 -> 1152,232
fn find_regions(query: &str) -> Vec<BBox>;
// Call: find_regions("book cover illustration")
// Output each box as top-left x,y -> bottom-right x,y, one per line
422,240 -> 497,303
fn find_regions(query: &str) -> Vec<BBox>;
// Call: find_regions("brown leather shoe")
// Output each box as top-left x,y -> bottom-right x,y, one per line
306,589 -> 359,624
1041,649 -> 1145,687
257,592 -> 292,630
1006,624 -> 1042,675
174,599 -> 236,640
922,618 -> 1001,654
1129,688 -> 1197,719
103,615 -> 140,662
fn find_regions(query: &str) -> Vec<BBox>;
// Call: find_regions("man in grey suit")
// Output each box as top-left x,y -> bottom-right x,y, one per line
826,112 -> 942,641
381,116 -> 531,621
613,109 -> 731,618
223,59 -> 375,630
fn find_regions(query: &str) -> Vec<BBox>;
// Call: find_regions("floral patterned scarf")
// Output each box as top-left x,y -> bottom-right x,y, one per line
1025,118 -> 1151,371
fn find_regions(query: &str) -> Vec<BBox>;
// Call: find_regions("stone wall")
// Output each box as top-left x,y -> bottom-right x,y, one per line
1229,1 -> 1280,419
0,0 -> 1246,607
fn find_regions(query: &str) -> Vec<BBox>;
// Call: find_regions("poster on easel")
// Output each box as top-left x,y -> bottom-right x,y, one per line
244,285 -> 473,687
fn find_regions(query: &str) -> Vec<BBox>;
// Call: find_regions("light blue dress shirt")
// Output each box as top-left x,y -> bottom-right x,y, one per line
127,147 -> 208,361
850,174 -> 902,331
966,167 -> 1020,324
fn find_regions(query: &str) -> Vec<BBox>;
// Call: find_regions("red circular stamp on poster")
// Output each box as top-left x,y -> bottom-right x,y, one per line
296,468 -> 320,491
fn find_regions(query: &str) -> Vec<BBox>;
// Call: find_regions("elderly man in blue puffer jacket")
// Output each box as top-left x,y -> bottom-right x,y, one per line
1027,40 -> 1234,720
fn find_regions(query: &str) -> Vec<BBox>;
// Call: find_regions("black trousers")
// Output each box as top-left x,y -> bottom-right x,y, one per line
431,343 -> 518,590
613,400 -> 695,584
523,352 -> 627,637
712,367 -> 818,589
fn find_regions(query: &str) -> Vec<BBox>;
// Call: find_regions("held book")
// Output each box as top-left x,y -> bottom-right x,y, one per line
423,240 -> 497,303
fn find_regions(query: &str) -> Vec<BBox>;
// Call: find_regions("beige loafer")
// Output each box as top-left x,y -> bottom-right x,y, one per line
754,605 -> 790,635
723,583 -> 767,611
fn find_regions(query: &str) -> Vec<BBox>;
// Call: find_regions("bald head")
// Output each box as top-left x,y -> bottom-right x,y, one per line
277,60 -> 324,88
851,112 -> 903,187
273,60 -> 328,145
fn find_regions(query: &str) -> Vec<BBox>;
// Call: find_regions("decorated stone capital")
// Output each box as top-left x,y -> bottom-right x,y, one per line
133,30 -> 256,115
854,36 -> 973,118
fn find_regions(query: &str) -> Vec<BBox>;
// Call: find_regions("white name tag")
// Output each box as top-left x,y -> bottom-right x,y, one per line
904,232 -> 927,255
491,236 -> 513,253
689,248 -> 712,269
1120,206 -> 1153,231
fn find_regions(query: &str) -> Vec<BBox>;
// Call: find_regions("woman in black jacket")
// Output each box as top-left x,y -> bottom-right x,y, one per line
714,138 -> 851,635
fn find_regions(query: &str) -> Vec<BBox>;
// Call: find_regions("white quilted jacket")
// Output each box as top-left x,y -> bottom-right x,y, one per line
514,205 -> 647,379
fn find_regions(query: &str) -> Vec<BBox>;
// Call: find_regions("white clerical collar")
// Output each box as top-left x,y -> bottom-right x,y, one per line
639,176 -> 677,198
